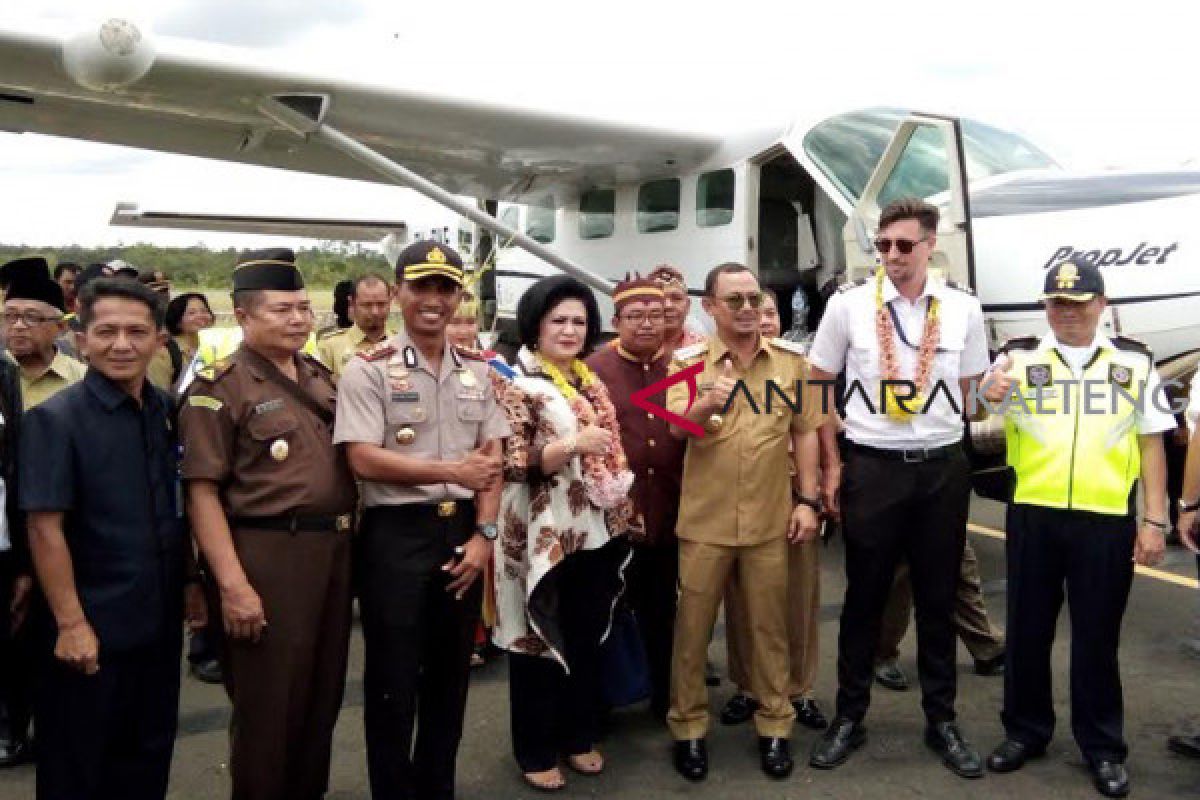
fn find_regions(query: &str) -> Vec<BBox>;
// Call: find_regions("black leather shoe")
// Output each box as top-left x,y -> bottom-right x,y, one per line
986,738 -> 1043,773
925,722 -> 984,778
190,658 -> 223,684
1168,732 -> 1200,759
1088,760 -> 1129,798
793,697 -> 828,731
719,693 -> 758,726
673,739 -> 708,782
0,736 -> 31,769
704,661 -> 721,687
874,659 -> 909,691
974,652 -> 1006,676
809,717 -> 866,769
759,737 -> 794,779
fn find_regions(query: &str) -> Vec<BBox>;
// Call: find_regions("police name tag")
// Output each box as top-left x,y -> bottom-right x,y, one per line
254,398 -> 285,415
456,391 -> 485,402
391,391 -> 420,403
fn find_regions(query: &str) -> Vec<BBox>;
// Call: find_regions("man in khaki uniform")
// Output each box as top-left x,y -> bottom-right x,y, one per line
3,268 -> 86,409
316,273 -> 395,380
666,263 -> 823,781
179,249 -> 358,800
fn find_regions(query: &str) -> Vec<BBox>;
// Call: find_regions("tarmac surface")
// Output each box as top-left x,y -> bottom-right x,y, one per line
3,497 -> 1199,798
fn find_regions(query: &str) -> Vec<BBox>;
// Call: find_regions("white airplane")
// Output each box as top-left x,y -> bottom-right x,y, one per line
4,17 -> 1200,387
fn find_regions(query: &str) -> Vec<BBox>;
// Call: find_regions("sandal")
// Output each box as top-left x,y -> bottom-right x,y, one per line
566,750 -> 605,775
523,768 -> 566,792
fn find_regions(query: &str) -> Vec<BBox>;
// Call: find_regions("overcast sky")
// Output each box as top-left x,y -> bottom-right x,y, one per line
3,0 -> 1198,250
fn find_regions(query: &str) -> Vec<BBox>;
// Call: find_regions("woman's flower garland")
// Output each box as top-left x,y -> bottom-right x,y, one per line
875,267 -> 941,421
537,355 -> 635,509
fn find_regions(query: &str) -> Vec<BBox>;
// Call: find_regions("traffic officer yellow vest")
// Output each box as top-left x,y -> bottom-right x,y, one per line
1001,335 -> 1154,516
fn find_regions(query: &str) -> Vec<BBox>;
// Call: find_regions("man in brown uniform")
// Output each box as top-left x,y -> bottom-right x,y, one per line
586,275 -> 686,722
179,249 -> 357,800
666,263 -> 823,781
334,241 -> 509,800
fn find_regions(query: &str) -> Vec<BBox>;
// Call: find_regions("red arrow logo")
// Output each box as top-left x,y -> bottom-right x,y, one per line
630,360 -> 707,438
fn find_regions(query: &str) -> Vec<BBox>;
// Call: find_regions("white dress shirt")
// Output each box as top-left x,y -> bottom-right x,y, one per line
808,273 -> 991,450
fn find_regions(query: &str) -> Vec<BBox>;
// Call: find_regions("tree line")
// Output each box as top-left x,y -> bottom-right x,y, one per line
0,241 -> 390,288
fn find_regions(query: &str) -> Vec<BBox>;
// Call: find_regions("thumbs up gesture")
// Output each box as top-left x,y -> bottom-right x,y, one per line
702,358 -> 739,415
982,353 -> 1015,404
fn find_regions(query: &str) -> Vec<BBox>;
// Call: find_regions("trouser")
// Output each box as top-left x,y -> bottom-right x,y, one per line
876,539 -> 1005,663
835,445 -> 970,725
623,540 -> 679,719
668,536 -> 795,740
222,526 -> 353,800
36,631 -> 181,800
358,503 -> 481,800
0,552 -> 34,749
509,548 -> 613,772
726,536 -> 821,699
1002,503 -> 1135,763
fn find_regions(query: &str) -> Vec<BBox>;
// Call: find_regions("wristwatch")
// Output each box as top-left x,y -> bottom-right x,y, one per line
1180,497 -> 1200,514
476,522 -> 499,541
793,493 -> 821,513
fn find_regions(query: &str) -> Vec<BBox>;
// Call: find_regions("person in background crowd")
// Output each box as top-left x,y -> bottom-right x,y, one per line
180,249 -> 357,800
648,264 -> 706,353
0,311 -> 26,769
666,264 -> 822,782
720,288 -> 828,732
446,295 -> 482,350
165,292 -> 216,378
496,274 -> 639,791
317,273 -> 395,381
134,270 -> 177,391
324,278 -> 355,337
53,262 -> 80,315
982,257 -> 1172,798
336,241 -> 508,800
586,274 -> 685,722
21,278 -> 201,799
3,264 -> 87,409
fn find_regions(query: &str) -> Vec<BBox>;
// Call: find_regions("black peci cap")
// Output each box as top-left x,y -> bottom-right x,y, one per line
5,276 -> 66,312
0,256 -> 51,289
232,248 -> 305,292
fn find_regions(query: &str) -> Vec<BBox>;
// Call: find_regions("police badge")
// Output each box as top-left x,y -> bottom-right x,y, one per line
1109,363 -> 1132,388
1026,364 -> 1051,388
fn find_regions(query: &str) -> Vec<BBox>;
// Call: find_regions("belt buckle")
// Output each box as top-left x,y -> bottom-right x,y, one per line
902,448 -> 926,463
437,500 -> 457,518
335,513 -> 353,532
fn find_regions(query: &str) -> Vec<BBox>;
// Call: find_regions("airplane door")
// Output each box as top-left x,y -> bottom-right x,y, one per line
843,114 -> 976,288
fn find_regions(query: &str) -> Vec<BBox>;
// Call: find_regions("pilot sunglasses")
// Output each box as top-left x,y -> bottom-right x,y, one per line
874,236 -> 928,255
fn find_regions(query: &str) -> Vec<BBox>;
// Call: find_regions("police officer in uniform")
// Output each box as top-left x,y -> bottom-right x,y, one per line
334,240 -> 509,800
316,272 -> 396,380
179,249 -> 358,800
982,257 -> 1173,798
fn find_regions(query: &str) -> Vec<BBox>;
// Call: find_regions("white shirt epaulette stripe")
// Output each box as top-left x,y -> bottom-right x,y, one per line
768,337 -> 807,356
672,342 -> 707,362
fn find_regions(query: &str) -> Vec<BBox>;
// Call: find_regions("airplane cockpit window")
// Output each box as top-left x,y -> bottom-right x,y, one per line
579,188 -> 616,239
696,169 -> 735,227
498,205 -> 520,248
802,109 -> 1058,203
638,179 -> 681,233
876,125 -> 949,209
458,229 -> 473,254
526,206 -> 556,244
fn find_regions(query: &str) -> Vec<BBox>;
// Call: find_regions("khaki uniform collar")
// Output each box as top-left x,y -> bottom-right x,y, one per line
616,342 -> 662,364
394,330 -> 460,381
709,334 -> 768,368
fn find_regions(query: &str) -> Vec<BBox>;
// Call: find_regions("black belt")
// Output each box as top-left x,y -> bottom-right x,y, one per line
846,441 -> 962,463
231,512 -> 355,533
367,499 -> 476,519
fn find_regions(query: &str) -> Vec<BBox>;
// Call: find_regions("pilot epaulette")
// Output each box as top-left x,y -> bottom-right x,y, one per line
453,344 -> 486,361
944,280 -> 976,296
357,342 -> 397,362
192,358 -> 234,383
672,342 -> 707,363
1000,336 -> 1039,353
1112,335 -> 1153,360
768,337 -> 807,357
837,278 -> 869,293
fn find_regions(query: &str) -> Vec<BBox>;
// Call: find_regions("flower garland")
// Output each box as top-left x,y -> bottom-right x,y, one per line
875,267 -> 941,421
536,354 -> 635,509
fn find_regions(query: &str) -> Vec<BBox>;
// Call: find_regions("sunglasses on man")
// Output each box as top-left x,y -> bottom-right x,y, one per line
874,236 -> 929,255
717,291 -> 764,311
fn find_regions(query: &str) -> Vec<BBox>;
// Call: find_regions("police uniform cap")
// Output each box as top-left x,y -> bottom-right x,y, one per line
396,240 -> 465,286
5,275 -> 66,312
1041,255 -> 1105,302
232,248 -> 305,292
0,256 -> 51,289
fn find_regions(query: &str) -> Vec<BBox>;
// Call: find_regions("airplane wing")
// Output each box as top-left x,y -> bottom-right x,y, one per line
0,20 -> 774,204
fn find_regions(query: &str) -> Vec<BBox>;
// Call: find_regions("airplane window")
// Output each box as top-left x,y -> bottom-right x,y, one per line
802,109 -> 1058,203
526,206 -> 556,244
458,229 -> 473,253
876,125 -> 950,209
696,169 -> 735,227
579,188 -> 615,239
637,179 -> 680,233
498,205 -> 520,248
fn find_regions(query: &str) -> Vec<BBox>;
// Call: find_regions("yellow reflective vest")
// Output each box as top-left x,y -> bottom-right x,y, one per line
1001,335 -> 1154,516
